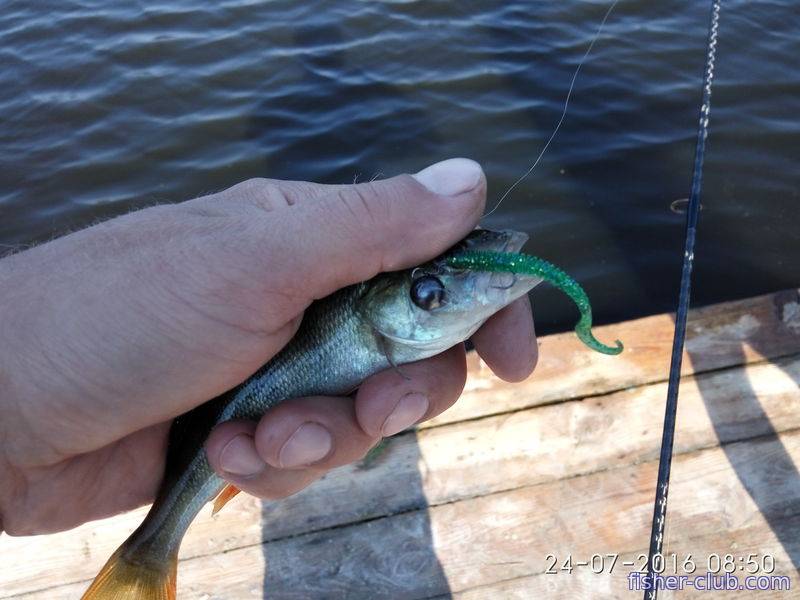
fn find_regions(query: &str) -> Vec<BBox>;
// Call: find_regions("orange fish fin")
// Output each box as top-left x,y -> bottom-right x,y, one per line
81,546 -> 177,600
211,483 -> 241,515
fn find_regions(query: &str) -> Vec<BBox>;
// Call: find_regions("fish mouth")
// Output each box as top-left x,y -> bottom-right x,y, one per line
502,230 -> 529,254
495,231 -> 532,289
452,229 -> 539,300
456,228 -> 529,255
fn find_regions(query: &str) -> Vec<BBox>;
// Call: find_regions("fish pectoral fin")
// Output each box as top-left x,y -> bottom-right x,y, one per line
211,483 -> 241,515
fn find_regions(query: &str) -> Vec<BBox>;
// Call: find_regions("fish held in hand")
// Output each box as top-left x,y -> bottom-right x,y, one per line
81,228 -> 618,599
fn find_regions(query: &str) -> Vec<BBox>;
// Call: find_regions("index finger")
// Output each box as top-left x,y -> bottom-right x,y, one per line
471,295 -> 537,382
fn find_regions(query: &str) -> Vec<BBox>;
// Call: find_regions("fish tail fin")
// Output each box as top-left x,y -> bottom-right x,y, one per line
81,543 -> 178,600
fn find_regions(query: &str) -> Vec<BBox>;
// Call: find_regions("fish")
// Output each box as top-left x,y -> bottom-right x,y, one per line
80,228 -> 545,600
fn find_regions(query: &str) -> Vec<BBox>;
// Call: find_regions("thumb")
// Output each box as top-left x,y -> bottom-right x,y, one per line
267,158 -> 486,300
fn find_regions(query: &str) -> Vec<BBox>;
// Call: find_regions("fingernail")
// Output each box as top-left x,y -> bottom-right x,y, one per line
382,392 -> 429,436
413,158 -> 483,196
279,422 -> 333,468
219,434 -> 265,476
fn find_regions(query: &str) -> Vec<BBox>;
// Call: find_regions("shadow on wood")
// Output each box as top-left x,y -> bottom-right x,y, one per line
686,288 -> 800,572
260,430 -> 453,599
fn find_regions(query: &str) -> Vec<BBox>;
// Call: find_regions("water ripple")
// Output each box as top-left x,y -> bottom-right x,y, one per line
0,0 -> 798,326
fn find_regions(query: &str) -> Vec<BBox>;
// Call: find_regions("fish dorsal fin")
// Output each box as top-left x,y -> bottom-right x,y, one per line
211,484 -> 241,515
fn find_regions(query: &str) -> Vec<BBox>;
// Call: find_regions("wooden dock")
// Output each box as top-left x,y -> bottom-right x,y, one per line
3,289 -> 800,599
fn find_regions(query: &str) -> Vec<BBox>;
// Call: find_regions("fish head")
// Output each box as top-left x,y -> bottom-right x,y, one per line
359,229 -> 541,359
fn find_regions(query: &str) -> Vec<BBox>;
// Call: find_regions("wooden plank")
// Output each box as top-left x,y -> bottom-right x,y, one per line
427,288 -> 800,427
442,538 -> 796,600
3,352 -> 799,597
13,431 -> 800,599
445,519 -> 799,597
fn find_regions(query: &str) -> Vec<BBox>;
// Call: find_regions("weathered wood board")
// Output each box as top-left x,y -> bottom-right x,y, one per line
2,289 -> 799,599
11,434 -> 800,599
429,288 -> 800,427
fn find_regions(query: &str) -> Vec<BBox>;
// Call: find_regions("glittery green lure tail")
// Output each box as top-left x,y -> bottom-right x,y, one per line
446,251 -> 623,355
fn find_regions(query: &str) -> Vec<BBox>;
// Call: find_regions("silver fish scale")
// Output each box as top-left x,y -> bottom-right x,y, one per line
225,282 -> 389,422
130,283 -> 392,559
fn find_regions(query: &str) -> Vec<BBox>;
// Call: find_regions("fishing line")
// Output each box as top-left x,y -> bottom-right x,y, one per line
483,0 -> 620,218
642,1 -> 721,598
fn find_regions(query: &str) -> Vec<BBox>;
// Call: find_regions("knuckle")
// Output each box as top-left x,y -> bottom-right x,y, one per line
251,180 -> 299,211
352,181 -> 400,230
338,183 -> 384,229
335,182 -> 398,270
266,182 -> 303,208
243,176 -> 269,187
228,178 -> 304,211
235,177 -> 270,197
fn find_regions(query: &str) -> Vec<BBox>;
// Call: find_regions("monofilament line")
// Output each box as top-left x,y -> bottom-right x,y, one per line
484,0 -> 620,217
642,2 -> 721,599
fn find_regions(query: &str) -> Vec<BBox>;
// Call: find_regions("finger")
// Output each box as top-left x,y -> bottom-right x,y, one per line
205,420 -> 326,499
355,344 -> 467,438
250,158 -> 487,301
472,295 -> 538,382
202,177 -> 348,212
252,395 -> 377,470
206,398 -> 378,500
207,395 -> 378,484
213,162 -> 488,211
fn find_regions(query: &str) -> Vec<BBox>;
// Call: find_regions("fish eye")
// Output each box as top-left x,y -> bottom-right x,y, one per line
410,275 -> 446,311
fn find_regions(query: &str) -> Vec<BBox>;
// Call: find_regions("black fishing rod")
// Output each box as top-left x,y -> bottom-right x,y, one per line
642,1 -> 722,598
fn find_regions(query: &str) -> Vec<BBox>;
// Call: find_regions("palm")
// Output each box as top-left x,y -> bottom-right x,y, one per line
21,424 -> 169,533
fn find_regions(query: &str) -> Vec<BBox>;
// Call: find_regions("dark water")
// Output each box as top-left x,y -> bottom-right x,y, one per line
1,0 -> 798,332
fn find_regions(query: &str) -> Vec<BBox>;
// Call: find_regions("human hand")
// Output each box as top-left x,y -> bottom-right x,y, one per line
0,158 -> 537,536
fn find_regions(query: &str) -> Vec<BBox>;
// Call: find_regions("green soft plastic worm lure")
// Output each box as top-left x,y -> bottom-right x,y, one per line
446,251 -> 623,355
